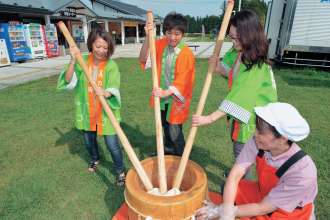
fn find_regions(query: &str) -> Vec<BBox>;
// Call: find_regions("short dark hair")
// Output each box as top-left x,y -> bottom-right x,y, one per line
162,12 -> 187,34
230,10 -> 269,70
256,115 -> 293,146
87,29 -> 115,59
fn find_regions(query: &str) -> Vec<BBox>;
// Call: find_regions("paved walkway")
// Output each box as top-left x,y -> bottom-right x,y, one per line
0,42 -> 232,90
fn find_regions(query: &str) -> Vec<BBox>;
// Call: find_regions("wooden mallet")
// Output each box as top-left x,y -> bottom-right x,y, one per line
57,21 -> 153,191
172,0 -> 235,190
146,11 -> 167,194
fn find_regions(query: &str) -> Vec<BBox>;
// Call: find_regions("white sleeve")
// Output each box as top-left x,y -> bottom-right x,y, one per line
144,54 -> 151,70
64,72 -> 78,90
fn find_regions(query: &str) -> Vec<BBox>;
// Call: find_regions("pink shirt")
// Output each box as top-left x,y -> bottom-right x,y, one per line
236,137 -> 318,212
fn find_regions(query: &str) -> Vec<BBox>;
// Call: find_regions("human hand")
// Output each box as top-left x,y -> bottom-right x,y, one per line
103,90 -> 111,98
69,45 -> 80,62
152,87 -> 170,98
94,87 -> 111,97
144,22 -> 154,36
220,203 -> 238,220
195,200 -> 222,220
192,115 -> 213,127
208,56 -> 219,68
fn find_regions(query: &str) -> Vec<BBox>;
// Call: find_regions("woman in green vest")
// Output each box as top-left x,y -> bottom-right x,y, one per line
57,29 -> 125,186
192,10 -> 277,161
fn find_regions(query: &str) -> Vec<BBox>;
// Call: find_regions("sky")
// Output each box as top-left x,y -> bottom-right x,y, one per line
121,0 -> 227,17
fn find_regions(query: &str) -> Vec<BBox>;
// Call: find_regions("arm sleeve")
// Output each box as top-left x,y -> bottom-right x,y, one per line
219,65 -> 271,124
170,49 -> 195,103
57,64 -> 78,90
140,39 -> 161,71
140,54 -> 151,70
105,61 -> 121,109
235,137 -> 258,170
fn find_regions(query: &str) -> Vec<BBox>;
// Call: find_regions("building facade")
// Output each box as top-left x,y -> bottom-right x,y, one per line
0,0 -> 162,48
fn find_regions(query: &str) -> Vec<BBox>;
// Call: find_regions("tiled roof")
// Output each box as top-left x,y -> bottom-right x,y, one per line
99,0 -> 147,17
0,0 -> 152,21
0,0 -> 53,14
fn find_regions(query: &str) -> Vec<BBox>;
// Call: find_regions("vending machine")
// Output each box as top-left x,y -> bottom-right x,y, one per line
0,39 -> 11,67
25,23 -> 47,58
42,24 -> 59,57
0,22 -> 32,62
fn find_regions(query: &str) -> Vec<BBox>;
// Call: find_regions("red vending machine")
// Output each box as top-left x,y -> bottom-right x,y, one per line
42,24 -> 59,57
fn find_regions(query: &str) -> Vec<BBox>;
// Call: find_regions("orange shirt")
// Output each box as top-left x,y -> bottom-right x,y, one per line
141,38 -> 195,124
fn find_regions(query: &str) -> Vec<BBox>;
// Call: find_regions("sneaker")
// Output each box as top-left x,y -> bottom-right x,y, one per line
88,160 -> 99,172
164,146 -> 175,155
116,172 -> 126,186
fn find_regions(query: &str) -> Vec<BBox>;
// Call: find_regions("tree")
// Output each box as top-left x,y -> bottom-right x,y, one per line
183,0 -> 267,34
234,0 -> 268,25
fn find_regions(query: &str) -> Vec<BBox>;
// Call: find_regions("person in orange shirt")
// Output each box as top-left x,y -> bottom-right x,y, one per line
139,12 -> 195,156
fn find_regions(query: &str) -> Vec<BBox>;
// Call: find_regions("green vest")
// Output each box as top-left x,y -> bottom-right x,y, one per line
159,40 -> 186,120
222,47 -> 238,74
225,62 -> 277,143
57,55 -> 121,135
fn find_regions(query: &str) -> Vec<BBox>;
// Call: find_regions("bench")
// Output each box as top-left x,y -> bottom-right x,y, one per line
188,45 -> 200,51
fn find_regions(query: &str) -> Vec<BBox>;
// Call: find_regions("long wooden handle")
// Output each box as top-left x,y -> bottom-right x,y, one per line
146,11 -> 167,193
57,21 -> 153,191
172,1 -> 234,189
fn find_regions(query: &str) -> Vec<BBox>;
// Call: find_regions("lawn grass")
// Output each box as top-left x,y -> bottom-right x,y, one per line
0,59 -> 329,219
185,36 -> 215,42
184,36 -> 231,42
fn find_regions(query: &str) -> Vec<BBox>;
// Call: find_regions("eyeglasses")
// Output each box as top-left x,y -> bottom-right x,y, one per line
227,34 -> 240,41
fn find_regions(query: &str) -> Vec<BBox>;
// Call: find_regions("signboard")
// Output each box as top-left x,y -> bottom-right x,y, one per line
60,8 -> 77,17
124,21 -> 138,27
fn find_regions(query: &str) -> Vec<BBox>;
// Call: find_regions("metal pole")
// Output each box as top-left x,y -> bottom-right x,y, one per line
238,0 -> 242,11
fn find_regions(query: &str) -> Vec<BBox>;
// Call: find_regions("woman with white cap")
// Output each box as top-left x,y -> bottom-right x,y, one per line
196,102 -> 318,220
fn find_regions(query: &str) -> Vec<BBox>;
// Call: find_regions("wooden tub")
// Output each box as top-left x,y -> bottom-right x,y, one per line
125,155 -> 208,220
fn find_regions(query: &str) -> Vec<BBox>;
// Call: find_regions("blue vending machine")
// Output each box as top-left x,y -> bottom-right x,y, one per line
0,22 -> 32,62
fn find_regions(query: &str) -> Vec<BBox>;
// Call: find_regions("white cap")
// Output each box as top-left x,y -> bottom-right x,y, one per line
254,103 -> 310,142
